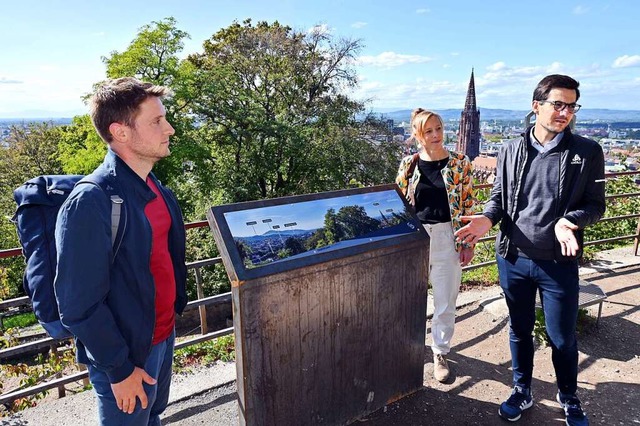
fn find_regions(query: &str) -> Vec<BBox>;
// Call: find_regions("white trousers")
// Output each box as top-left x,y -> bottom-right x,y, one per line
423,222 -> 461,355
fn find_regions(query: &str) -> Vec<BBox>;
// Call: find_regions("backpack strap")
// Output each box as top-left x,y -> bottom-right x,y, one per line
109,195 -> 124,246
76,178 -> 124,255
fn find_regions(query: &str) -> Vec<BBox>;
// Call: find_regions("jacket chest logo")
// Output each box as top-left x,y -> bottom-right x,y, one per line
570,154 -> 582,165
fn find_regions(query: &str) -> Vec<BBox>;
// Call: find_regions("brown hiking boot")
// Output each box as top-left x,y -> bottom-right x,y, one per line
433,353 -> 450,382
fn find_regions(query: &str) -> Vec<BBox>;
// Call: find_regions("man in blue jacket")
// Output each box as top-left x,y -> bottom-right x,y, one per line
54,77 -> 187,425
454,74 -> 605,426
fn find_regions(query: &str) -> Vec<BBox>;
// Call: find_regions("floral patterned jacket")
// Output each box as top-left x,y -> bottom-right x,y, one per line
396,151 -> 476,252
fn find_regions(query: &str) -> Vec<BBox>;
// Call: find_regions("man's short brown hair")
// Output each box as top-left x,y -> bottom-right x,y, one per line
90,77 -> 172,143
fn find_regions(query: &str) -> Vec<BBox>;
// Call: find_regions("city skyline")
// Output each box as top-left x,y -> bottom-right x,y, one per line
2,0 -> 640,118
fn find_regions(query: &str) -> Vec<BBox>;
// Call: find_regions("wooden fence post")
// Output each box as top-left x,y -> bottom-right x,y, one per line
72,341 -> 90,388
634,217 -> 640,256
194,267 -> 208,335
49,342 -> 66,399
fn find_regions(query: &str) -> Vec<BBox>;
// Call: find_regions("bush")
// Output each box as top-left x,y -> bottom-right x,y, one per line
2,312 -> 37,330
173,335 -> 235,372
533,307 -> 594,346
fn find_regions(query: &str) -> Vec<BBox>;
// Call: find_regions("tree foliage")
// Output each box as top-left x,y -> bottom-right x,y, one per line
0,122 -> 64,250
58,115 -> 107,174
187,20 -> 399,202
584,175 -> 640,255
0,123 -> 63,192
0,122 -> 65,297
102,17 -> 190,87
309,205 -> 382,249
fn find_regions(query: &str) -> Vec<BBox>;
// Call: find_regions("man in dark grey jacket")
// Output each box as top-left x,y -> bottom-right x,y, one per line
455,74 -> 605,426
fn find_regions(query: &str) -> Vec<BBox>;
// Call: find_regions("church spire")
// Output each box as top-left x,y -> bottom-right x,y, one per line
464,68 -> 477,111
457,69 -> 481,161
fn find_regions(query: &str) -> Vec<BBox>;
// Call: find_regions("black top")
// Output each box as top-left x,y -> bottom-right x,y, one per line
414,157 -> 451,224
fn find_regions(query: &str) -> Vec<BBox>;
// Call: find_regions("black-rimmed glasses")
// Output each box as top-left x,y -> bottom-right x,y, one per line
538,100 -> 581,113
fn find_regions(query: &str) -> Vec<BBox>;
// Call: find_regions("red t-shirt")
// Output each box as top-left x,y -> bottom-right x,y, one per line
144,178 -> 176,344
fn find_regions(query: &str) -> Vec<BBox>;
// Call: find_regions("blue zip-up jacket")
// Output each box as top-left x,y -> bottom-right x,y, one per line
54,150 -> 187,384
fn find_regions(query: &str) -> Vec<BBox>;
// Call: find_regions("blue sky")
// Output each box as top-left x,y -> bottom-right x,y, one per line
2,0 -> 640,118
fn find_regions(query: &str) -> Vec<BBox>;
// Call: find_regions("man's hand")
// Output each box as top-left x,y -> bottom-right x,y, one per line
455,215 -> 493,245
111,367 -> 157,414
555,218 -> 580,257
459,247 -> 474,267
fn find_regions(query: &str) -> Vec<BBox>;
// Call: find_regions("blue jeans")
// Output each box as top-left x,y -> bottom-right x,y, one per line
87,331 -> 175,426
497,255 -> 579,395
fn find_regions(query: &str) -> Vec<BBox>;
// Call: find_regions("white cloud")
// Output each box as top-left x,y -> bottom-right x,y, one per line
351,77 -> 466,110
416,8 -> 430,14
486,62 -> 507,72
351,21 -> 367,29
450,52 -> 460,57
356,51 -> 433,68
572,5 -> 590,15
612,55 -> 640,68
0,77 -> 23,84
481,61 -> 568,88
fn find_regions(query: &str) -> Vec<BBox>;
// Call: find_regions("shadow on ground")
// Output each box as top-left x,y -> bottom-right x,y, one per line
358,265 -> 640,425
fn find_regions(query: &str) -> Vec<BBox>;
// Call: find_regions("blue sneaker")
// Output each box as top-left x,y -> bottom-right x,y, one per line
557,392 -> 589,426
498,385 -> 533,421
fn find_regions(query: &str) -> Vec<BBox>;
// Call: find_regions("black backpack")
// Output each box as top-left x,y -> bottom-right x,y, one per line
11,175 -> 123,340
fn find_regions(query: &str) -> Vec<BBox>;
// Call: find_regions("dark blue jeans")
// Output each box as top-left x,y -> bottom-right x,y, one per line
497,254 -> 579,395
87,330 -> 175,426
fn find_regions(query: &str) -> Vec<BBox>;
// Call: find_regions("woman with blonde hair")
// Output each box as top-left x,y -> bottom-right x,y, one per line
396,108 -> 476,382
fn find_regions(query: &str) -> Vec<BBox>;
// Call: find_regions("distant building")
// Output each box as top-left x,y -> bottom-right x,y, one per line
457,69 -> 480,161
392,126 -> 405,136
472,156 -> 497,183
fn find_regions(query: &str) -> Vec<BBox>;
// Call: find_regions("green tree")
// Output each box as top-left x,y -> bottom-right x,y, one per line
52,18 -> 195,184
187,20 -> 400,203
283,237 -> 305,256
585,175 -> 640,254
322,208 -> 341,246
58,115 -> 106,174
0,122 -> 63,189
334,205 -> 381,240
102,17 -> 190,87
0,122 -> 64,298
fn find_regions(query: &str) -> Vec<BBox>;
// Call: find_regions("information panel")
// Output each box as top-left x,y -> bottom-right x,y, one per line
207,184 -> 424,281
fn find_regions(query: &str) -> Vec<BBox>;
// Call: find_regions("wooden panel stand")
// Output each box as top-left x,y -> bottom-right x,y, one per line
231,241 -> 429,426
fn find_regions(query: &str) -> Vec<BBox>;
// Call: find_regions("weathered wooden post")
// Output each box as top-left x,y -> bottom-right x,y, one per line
208,185 -> 429,426
193,266 -> 209,334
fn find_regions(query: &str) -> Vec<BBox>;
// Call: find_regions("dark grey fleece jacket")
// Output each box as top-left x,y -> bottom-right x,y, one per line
483,126 -> 606,261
